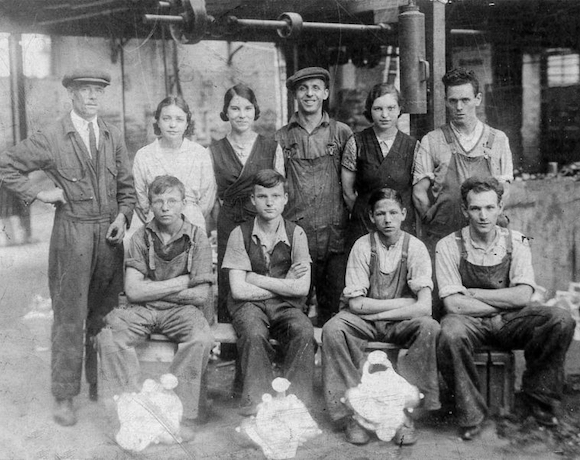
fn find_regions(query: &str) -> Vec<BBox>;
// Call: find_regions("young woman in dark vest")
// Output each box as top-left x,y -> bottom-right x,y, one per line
342,83 -> 419,252
209,84 -> 284,324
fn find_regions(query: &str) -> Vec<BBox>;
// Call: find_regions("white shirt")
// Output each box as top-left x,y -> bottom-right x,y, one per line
343,232 -> 433,299
70,110 -> 99,156
133,138 -> 217,229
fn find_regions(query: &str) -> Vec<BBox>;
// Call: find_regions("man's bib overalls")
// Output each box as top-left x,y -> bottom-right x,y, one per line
322,232 -> 440,423
276,114 -> 351,325
438,230 -> 575,427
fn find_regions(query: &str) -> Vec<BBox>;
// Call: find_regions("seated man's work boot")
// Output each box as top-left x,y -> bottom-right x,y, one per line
345,417 -> 370,445
394,416 -> 418,446
53,398 -> 77,426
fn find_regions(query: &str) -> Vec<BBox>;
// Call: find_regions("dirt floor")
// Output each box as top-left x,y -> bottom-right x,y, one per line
2,200 -> 580,460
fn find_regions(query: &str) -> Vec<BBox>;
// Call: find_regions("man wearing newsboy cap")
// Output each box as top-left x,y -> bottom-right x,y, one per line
276,67 -> 352,327
0,68 -> 135,426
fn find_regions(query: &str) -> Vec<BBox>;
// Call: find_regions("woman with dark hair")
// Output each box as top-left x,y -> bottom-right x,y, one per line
342,83 -> 419,250
133,96 -> 216,229
209,83 -> 284,323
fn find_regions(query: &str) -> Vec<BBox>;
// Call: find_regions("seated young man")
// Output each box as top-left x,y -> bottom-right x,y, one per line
222,169 -> 314,416
98,175 -> 214,429
322,188 -> 440,446
436,176 -> 575,441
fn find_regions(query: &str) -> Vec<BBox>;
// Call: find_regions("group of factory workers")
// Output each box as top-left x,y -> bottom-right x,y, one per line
0,64 -> 574,447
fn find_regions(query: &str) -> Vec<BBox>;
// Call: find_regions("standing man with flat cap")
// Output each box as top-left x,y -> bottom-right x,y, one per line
0,68 -> 135,426
276,67 -> 352,326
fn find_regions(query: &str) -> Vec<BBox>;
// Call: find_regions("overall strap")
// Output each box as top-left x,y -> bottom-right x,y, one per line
441,124 -> 458,155
455,230 -> 468,260
186,225 -> 199,272
401,232 -> 410,264
145,229 -> 156,271
505,228 -> 513,256
369,231 -> 378,277
484,127 -> 496,150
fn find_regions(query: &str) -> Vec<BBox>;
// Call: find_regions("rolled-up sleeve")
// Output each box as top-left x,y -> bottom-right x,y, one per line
510,232 -> 536,290
412,134 -> 435,185
125,229 -> 149,276
291,226 -> 312,264
407,238 -> 434,293
435,235 -> 465,299
343,236 -> 371,299
496,132 -> 514,183
340,136 -> 358,172
222,227 -> 252,272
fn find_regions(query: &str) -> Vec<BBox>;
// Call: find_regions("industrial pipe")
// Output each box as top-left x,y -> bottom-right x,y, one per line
399,2 -> 428,114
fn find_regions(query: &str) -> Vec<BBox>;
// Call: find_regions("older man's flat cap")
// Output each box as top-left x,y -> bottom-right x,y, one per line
286,67 -> 330,90
62,68 -> 111,88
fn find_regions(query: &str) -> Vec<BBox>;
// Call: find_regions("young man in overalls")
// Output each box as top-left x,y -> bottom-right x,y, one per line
276,67 -> 352,326
222,169 -> 314,416
322,188 -> 440,446
436,176 -> 575,441
412,68 -> 514,256
98,175 -> 214,432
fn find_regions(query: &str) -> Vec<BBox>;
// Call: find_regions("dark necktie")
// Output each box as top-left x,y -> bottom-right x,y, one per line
88,121 -> 97,159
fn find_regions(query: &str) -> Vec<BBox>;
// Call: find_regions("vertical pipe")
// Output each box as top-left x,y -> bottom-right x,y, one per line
119,42 -> 127,139
8,33 -> 26,144
162,26 -> 170,96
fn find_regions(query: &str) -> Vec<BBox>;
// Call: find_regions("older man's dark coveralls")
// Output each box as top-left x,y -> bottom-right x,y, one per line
276,113 -> 352,326
0,114 -> 134,400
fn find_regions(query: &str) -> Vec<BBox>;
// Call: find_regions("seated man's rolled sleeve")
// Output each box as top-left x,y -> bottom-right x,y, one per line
412,136 -> 435,185
407,239 -> 434,294
509,232 -> 536,290
125,230 -> 149,276
222,227 -> 252,272
291,226 -> 313,265
190,229 -> 214,279
343,237 -> 371,299
435,236 -> 466,299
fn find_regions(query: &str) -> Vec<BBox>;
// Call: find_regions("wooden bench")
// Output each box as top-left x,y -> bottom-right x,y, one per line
137,323 -> 401,363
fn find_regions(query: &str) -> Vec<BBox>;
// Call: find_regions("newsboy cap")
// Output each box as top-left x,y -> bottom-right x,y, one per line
62,68 -> 111,88
286,67 -> 330,90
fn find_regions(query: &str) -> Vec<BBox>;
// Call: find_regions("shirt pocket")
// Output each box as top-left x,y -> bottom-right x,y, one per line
56,167 -> 94,202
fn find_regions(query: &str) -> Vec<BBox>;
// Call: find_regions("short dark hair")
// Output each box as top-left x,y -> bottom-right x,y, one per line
442,67 -> 480,96
460,176 -> 504,206
368,187 -> 404,212
148,175 -> 186,203
153,96 -> 194,137
220,84 -> 260,122
252,169 -> 287,192
363,83 -> 403,122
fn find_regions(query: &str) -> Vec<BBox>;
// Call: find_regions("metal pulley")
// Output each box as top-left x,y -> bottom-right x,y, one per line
144,2 -> 392,43
144,0 -> 209,44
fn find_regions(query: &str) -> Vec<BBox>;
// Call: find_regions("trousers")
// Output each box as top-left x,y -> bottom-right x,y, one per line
438,306 -> 575,427
231,301 -> 315,407
322,310 -> 441,423
97,304 -> 213,419
49,215 -> 124,399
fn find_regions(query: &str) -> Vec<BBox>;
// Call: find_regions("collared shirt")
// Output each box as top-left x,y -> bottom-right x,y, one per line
343,232 -> 433,299
435,225 -> 536,299
222,216 -> 311,273
125,215 -> 212,279
70,110 -> 99,155
280,112 -> 352,161
450,120 -> 484,152
412,122 -> 514,194
133,138 -> 217,229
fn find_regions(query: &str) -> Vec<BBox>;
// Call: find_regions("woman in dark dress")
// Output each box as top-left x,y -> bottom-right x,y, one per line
342,83 -> 419,251
209,84 -> 284,323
